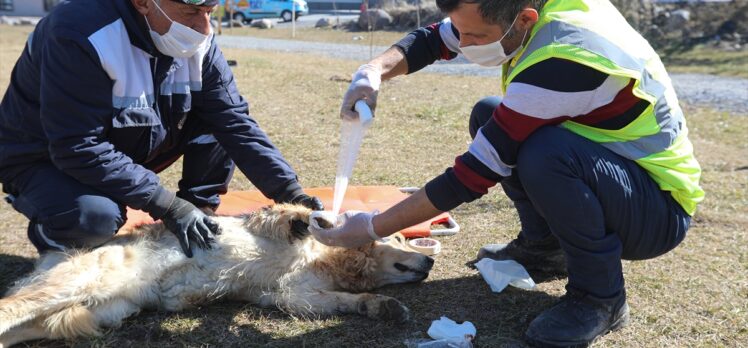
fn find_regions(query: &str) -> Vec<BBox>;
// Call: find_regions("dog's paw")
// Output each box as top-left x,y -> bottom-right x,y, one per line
312,215 -> 334,229
378,298 -> 410,323
290,220 -> 311,242
359,295 -> 411,323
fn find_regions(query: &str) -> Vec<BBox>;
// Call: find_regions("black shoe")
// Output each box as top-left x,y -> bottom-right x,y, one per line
467,234 -> 566,275
525,288 -> 630,347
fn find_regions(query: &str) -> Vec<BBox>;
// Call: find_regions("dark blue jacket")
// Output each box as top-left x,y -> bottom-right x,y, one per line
0,0 -> 303,215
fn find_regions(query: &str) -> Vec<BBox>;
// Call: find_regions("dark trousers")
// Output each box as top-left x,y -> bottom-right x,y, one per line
470,96 -> 691,297
3,120 -> 234,252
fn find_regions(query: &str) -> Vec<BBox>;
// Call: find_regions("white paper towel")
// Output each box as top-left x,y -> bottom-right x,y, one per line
474,258 -> 536,293
427,316 -> 476,341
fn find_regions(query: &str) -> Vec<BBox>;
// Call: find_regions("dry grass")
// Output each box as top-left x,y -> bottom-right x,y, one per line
1,24 -> 747,347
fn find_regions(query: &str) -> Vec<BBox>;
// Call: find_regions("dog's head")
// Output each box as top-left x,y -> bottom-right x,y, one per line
252,206 -> 435,292
371,233 -> 435,286
314,233 -> 434,293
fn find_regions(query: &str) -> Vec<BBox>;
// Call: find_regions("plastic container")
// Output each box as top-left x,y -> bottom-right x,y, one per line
408,238 -> 442,256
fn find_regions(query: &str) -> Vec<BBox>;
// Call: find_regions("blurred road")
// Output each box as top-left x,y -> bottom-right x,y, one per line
274,11 -> 359,29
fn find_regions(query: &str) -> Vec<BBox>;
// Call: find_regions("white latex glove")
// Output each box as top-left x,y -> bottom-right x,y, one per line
340,64 -> 382,120
309,210 -> 380,248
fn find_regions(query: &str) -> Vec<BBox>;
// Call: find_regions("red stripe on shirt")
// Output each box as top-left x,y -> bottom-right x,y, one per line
492,80 -> 642,141
493,104 -> 571,142
573,80 -> 642,126
453,156 -> 496,194
440,42 -> 453,60
426,22 -> 454,60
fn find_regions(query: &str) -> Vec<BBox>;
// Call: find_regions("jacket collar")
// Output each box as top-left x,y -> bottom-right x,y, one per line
115,0 -> 165,58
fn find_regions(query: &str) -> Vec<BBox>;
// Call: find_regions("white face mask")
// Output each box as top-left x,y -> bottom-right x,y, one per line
145,0 -> 211,58
460,14 -> 527,67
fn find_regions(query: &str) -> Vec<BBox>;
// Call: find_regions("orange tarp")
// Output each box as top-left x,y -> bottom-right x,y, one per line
121,186 -> 455,238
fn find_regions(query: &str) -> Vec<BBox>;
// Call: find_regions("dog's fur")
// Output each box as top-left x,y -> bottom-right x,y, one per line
0,204 -> 434,346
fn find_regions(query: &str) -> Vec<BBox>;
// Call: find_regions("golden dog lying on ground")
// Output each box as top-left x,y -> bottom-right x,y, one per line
0,204 -> 434,346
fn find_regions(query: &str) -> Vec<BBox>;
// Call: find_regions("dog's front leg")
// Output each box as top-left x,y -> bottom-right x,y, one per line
245,204 -> 315,244
273,290 -> 410,323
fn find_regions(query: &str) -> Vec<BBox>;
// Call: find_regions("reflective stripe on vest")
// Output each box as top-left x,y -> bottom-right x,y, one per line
501,0 -> 703,215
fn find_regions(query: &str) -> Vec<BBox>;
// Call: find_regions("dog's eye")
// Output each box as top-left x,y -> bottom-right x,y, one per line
394,263 -> 410,272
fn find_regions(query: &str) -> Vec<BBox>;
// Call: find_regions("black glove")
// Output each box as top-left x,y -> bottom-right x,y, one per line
162,197 -> 220,258
290,194 -> 324,211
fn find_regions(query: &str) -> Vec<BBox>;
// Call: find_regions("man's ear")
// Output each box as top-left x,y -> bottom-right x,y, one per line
131,0 -> 152,16
518,8 -> 539,31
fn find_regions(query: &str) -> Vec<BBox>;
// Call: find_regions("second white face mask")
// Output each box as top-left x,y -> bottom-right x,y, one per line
146,0 -> 211,58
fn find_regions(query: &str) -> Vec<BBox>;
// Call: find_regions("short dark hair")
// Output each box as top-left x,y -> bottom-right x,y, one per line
436,0 -> 547,27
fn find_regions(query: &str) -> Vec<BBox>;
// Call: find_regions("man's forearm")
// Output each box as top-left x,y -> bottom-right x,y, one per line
369,46 -> 409,80
371,188 -> 442,238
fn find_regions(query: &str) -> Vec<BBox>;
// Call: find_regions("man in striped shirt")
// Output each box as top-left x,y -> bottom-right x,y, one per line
311,0 -> 701,346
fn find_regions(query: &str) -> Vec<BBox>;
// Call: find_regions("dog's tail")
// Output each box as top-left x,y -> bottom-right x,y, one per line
0,245 -> 153,336
0,273 -> 67,334
0,253 -> 98,335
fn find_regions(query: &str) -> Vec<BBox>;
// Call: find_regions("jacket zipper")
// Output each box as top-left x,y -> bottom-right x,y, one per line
152,57 -> 159,112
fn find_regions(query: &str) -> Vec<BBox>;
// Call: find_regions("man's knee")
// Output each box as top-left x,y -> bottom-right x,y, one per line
32,195 -> 125,251
469,96 -> 502,139
76,195 -> 125,237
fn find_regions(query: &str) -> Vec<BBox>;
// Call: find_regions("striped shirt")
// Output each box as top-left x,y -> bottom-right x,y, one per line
394,19 -> 650,211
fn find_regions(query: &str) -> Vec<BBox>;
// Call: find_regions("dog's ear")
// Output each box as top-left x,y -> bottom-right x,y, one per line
319,248 -> 378,292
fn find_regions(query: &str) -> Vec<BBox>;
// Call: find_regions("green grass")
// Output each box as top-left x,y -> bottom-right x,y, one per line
660,45 -> 748,79
0,24 -> 747,347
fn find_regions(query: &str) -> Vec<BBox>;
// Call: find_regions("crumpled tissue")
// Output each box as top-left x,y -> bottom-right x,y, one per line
427,316 -> 476,341
474,258 -> 536,293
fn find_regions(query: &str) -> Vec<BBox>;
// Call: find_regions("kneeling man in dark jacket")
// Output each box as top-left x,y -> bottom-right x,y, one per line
0,0 -> 322,257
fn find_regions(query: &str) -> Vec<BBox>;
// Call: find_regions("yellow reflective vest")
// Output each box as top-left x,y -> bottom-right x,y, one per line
502,0 -> 704,215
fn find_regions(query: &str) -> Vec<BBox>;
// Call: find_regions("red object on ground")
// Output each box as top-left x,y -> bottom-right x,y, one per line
120,186 -> 456,238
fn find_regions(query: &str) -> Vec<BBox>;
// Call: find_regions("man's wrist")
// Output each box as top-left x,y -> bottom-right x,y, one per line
144,186 -> 176,220
359,63 -> 383,74
371,214 -> 389,239
272,181 -> 304,204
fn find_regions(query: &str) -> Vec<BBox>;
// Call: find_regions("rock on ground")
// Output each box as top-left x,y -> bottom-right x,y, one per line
250,19 -> 274,29
358,9 -> 393,30
315,17 -> 333,28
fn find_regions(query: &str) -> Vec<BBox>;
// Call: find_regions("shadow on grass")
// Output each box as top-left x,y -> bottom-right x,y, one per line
125,275 -> 560,347
2,262 -> 563,347
0,253 -> 35,295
